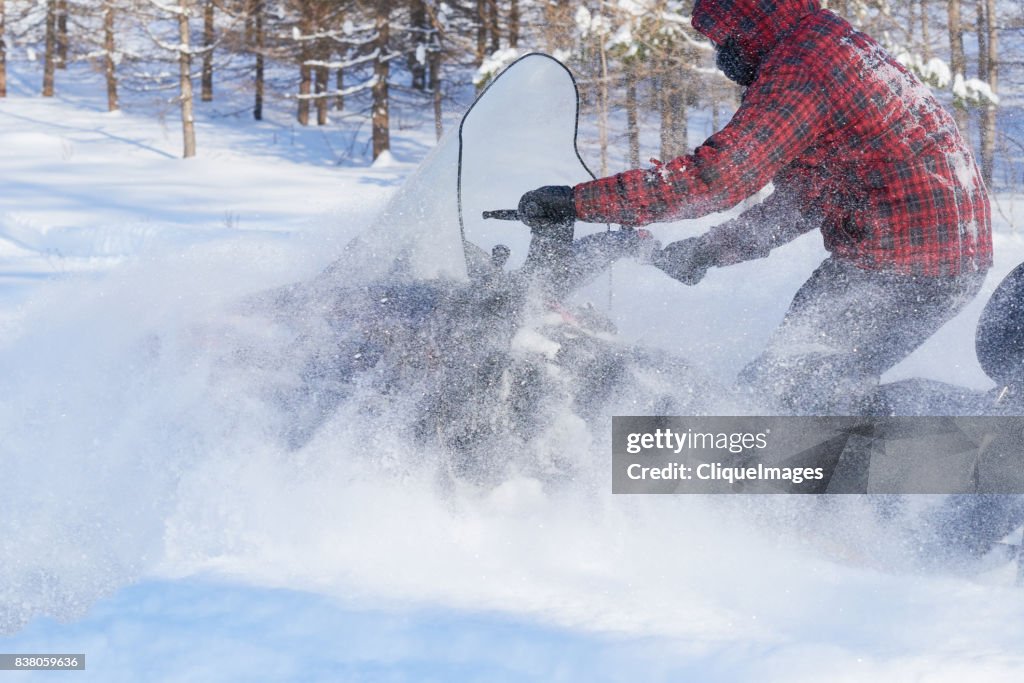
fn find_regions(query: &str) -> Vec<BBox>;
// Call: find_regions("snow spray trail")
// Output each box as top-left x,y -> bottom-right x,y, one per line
0,234 -> 320,631
1,233 -> 1024,679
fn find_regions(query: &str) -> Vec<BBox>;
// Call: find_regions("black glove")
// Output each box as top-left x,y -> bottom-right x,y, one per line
651,236 -> 716,286
518,185 -> 576,234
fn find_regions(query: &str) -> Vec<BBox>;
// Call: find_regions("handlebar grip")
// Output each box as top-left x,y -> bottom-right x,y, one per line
482,209 -> 520,221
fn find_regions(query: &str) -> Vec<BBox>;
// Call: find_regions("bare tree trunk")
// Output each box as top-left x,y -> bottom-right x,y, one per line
475,0 -> 486,66
947,0 -> 969,134
430,45 -> 442,139
659,82 -> 674,162
625,67 -> 640,167
677,88 -> 689,157
178,0 -> 197,158
43,0 -> 57,96
508,0 -> 519,48
977,0 -> 987,80
409,0 -> 427,90
427,11 -> 442,139
918,0 -> 931,59
597,40 -> 609,175
201,1 -> 214,102
253,0 -> 264,120
315,42 -> 328,126
56,0 -> 67,68
104,1 -> 118,111
659,70 -> 686,161
297,11 -> 312,126
0,0 -> 7,98
659,71 -> 684,161
980,0 -> 998,185
372,2 -> 391,160
298,61 -> 311,124
486,0 -> 499,53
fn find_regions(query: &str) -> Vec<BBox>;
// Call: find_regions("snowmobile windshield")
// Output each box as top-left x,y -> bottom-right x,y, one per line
458,53 -> 601,273
333,53 -> 598,284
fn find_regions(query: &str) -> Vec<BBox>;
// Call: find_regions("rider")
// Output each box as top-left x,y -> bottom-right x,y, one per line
517,0 -> 993,414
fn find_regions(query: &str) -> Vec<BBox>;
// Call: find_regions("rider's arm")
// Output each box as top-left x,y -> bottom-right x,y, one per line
704,180 -> 821,267
573,69 -> 830,227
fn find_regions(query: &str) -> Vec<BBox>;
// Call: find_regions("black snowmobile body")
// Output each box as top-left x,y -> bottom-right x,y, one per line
866,261 -> 1024,416
280,218 -> 699,477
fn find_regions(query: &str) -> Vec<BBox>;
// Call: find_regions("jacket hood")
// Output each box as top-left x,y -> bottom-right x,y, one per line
693,0 -> 820,67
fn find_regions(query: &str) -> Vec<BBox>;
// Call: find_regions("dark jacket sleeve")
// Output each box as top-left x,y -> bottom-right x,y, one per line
704,181 -> 821,267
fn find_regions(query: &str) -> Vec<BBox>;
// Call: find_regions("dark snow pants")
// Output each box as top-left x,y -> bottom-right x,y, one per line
738,257 -> 986,415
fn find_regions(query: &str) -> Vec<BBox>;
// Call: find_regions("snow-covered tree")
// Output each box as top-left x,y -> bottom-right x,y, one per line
572,1 -> 716,167
129,0 -> 205,157
64,0 -> 129,111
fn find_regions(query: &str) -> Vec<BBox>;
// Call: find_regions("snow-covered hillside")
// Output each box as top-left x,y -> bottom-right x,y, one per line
1,61 -> 1024,683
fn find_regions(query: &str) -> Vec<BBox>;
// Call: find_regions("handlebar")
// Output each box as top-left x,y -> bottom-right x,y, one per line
482,209 -> 520,221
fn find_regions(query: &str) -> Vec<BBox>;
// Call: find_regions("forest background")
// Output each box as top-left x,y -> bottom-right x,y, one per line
0,0 -> 1014,189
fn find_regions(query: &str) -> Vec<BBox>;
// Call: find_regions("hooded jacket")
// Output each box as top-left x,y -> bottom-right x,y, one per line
573,0 -> 992,276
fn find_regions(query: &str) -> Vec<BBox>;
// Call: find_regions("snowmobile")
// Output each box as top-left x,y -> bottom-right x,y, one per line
263,54 -> 1024,566
265,53 -> 724,480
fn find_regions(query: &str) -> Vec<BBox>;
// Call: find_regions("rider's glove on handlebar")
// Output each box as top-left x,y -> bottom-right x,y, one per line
652,236 -> 716,286
518,185 -> 576,233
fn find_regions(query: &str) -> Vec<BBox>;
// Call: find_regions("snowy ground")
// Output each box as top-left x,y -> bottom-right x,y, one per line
2,63 -> 1024,682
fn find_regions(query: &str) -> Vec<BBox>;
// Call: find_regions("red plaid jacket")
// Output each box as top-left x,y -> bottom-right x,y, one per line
573,0 -> 993,277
